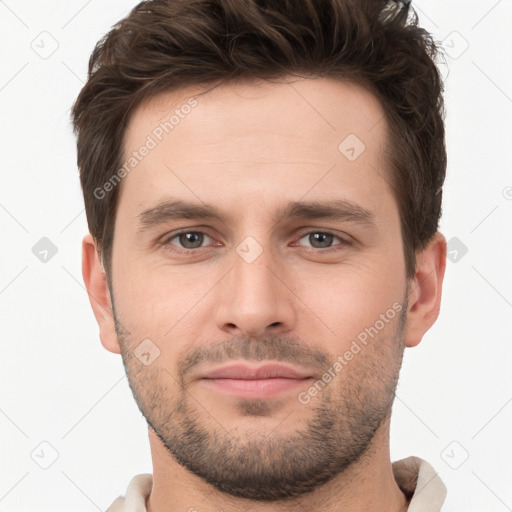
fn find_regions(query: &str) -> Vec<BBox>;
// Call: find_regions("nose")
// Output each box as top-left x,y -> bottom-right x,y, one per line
214,241 -> 297,339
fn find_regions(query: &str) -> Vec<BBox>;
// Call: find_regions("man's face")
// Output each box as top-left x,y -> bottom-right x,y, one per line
110,77 -> 409,500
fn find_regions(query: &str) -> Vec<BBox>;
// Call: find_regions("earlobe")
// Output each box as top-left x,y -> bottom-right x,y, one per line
82,233 -> 121,354
404,232 -> 447,348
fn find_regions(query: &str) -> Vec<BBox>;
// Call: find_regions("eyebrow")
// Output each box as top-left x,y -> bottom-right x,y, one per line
136,198 -> 376,233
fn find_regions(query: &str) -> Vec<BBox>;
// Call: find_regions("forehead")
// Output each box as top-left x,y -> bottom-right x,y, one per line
126,76 -> 387,147
119,77 -> 393,221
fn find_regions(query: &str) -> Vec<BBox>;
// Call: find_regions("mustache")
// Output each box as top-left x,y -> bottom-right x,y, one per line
178,334 -> 330,382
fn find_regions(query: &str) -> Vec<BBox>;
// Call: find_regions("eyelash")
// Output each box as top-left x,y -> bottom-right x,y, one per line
159,229 -> 353,255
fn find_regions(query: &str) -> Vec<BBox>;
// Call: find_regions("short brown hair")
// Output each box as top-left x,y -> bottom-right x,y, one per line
71,0 -> 446,281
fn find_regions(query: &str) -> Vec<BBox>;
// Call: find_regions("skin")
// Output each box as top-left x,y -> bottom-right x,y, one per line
82,76 -> 446,512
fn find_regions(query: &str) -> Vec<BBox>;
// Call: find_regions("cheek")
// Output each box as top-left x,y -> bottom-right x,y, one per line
113,255 -> 215,345
296,263 -> 404,350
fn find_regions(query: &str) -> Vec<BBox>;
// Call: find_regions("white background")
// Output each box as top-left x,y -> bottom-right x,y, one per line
0,0 -> 511,510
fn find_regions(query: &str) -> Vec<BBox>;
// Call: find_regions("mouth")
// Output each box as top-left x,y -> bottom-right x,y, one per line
198,362 -> 313,399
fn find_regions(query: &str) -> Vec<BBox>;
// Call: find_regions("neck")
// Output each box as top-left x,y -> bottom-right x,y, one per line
145,421 -> 409,512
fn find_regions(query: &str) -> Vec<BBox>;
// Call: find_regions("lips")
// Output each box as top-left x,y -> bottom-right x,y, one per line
198,363 -> 314,399
200,363 -> 312,380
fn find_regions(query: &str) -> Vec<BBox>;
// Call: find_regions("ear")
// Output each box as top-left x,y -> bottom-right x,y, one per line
82,233 -> 121,354
404,232 -> 447,348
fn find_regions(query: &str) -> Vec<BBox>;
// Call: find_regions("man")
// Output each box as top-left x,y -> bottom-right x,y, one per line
72,0 -> 448,510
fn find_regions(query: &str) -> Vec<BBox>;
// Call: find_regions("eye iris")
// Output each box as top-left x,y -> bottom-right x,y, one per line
179,232 -> 203,249
310,233 -> 333,248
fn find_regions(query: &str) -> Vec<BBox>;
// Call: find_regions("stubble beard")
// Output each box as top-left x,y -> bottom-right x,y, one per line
115,299 -> 407,501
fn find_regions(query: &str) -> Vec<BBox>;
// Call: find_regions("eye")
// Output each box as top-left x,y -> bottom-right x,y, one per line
162,230 -> 215,253
296,231 -> 350,250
